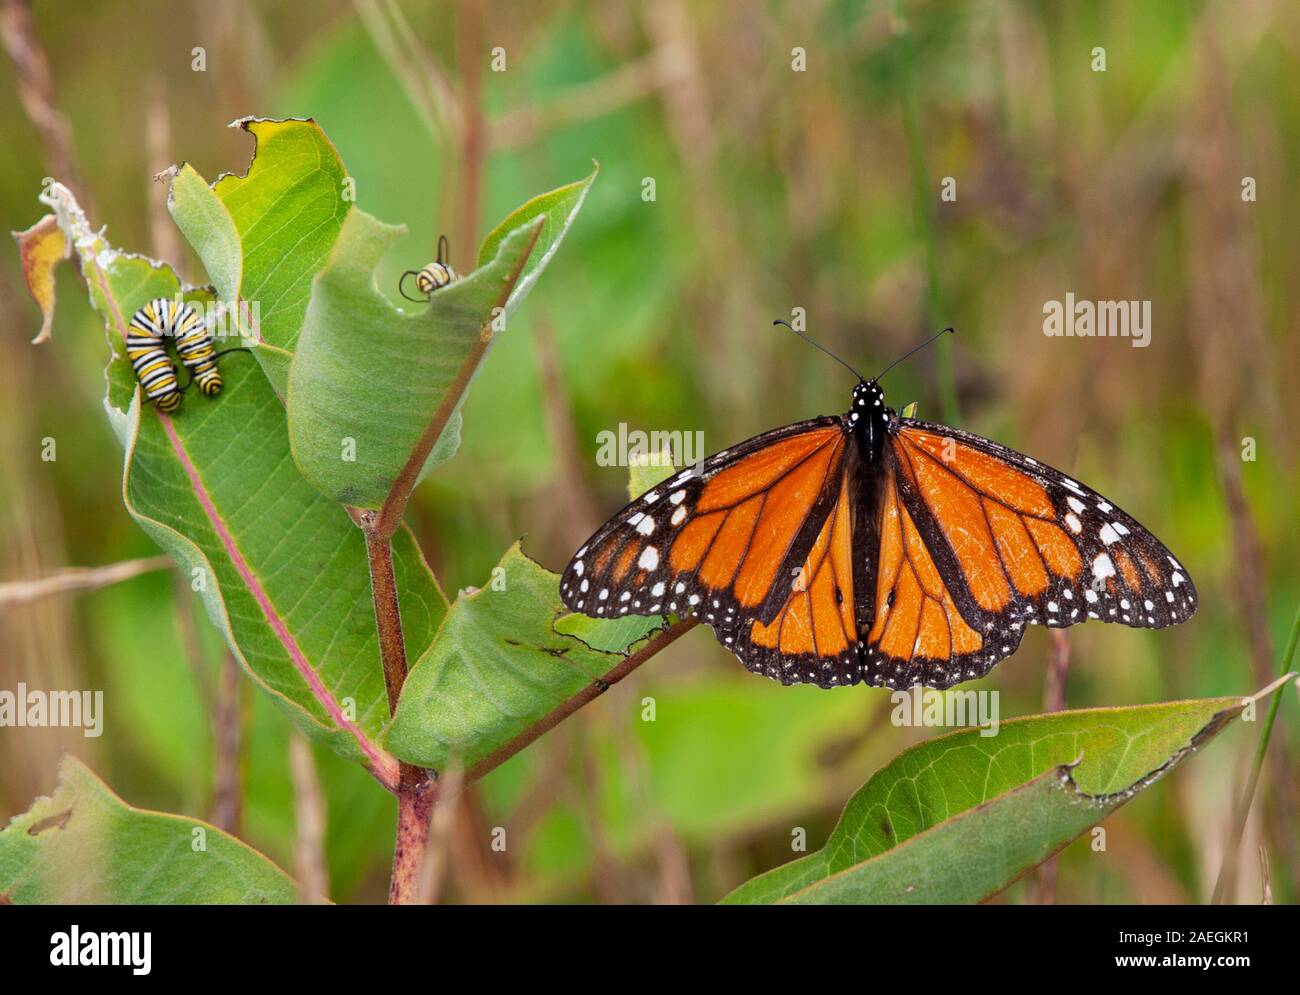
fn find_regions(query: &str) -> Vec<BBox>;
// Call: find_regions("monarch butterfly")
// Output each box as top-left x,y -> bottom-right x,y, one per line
560,325 -> 1197,691
399,234 -> 459,301
125,298 -> 189,413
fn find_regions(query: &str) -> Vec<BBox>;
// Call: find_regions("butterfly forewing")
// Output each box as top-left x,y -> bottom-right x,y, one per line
560,418 -> 848,633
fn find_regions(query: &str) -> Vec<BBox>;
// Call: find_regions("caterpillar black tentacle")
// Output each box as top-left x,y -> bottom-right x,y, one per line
177,346 -> 255,392
399,233 -> 459,301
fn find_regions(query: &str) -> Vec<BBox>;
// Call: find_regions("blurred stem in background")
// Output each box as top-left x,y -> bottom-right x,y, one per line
1211,601 -> 1300,904
891,0 -> 959,425
1030,630 -> 1072,904
0,0 -> 92,216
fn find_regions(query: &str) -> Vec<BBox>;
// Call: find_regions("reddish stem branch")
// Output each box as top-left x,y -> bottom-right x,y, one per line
389,764 -> 435,905
363,521 -> 410,711
360,513 -> 436,904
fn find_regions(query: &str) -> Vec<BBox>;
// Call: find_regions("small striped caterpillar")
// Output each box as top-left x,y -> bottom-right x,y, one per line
399,235 -> 459,301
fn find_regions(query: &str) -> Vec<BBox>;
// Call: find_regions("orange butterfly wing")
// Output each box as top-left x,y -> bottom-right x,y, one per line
857,460 -> 992,689
727,468 -> 866,686
858,420 -> 1198,689
560,419 -> 849,632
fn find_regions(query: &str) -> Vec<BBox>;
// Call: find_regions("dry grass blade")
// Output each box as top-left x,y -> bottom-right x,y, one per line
0,0 -> 93,216
289,734 -> 330,905
0,556 -> 172,608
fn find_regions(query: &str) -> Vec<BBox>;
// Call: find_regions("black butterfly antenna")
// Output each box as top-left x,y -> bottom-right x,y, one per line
874,326 -> 955,381
772,319 -> 867,381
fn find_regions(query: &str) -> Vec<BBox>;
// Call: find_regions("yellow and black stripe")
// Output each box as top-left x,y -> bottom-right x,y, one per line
399,234 -> 459,301
413,259 -> 457,295
126,299 -> 186,413
172,302 -> 223,396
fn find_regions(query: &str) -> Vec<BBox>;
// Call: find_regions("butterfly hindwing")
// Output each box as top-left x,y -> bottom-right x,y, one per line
724,467 -> 866,687
858,458 -> 1012,690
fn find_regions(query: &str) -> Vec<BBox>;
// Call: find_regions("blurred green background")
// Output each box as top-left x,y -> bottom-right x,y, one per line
1,0 -> 1296,904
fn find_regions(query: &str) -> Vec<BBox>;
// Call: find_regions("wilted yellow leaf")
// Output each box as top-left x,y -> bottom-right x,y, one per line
11,213 -> 67,344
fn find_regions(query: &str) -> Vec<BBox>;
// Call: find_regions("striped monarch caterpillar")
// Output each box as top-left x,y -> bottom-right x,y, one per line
125,298 -> 251,412
125,298 -> 189,413
172,302 -> 225,396
399,235 -> 458,301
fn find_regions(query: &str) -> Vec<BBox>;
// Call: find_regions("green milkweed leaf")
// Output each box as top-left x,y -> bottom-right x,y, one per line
286,213 -> 539,508
387,543 -> 663,770
0,756 -> 296,904
476,164 -> 598,310
722,680 -> 1290,904
167,118 -> 353,395
286,167 -> 597,508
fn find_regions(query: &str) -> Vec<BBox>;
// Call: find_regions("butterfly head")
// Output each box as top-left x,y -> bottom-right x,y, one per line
849,379 -> 891,460
850,379 -> 888,419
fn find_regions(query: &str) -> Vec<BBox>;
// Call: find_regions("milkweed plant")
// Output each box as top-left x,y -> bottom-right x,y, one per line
4,118 -> 1293,905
